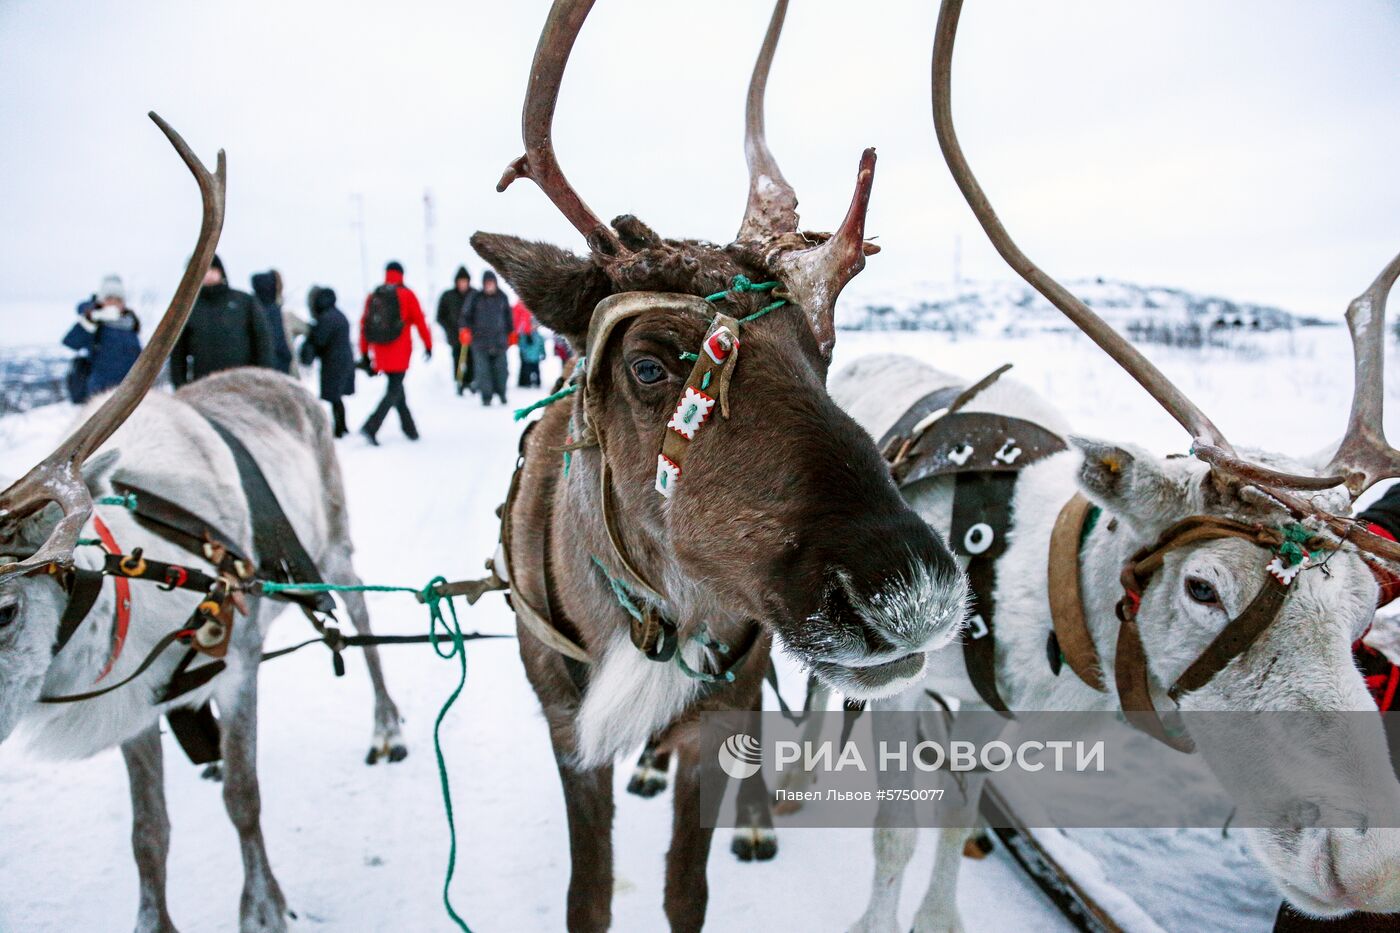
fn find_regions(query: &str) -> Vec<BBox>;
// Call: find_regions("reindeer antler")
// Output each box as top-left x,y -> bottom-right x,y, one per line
0,114 -> 225,581
1324,251 -> 1400,496
736,0 -> 799,241
497,0 -> 628,258
931,0 -> 1342,498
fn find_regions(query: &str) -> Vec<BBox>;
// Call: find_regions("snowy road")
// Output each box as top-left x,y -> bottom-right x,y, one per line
4,324 -> 1386,931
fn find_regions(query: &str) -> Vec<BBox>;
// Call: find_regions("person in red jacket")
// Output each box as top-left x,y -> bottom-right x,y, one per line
358,260 -> 432,445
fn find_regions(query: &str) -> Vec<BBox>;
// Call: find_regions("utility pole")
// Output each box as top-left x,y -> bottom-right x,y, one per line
351,192 -> 369,297
423,188 -> 437,301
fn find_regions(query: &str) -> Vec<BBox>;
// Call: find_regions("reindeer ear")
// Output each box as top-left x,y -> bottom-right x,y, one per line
470,233 -> 612,346
1071,436 -> 1190,532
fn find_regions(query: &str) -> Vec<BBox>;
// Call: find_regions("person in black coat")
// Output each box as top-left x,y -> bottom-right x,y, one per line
251,269 -> 294,374
461,270 -> 514,406
437,265 -> 476,395
300,286 -> 356,437
170,254 -> 276,387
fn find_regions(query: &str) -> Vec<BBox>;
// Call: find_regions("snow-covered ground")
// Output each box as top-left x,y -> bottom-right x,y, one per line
1,320 -> 1395,932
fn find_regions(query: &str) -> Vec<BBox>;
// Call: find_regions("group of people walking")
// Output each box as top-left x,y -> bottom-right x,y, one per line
434,265 -> 547,404
65,255 -> 554,444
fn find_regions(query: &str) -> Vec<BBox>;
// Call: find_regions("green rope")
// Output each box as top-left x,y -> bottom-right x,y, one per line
260,577 -> 474,932
97,493 -> 137,510
739,298 -> 788,324
703,275 -> 780,302
679,351 -> 699,362
513,383 -> 578,422
589,558 -> 735,684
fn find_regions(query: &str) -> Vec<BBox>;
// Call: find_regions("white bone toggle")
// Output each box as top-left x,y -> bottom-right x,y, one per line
1267,555 -> 1308,586
994,441 -> 1023,465
948,444 -> 974,466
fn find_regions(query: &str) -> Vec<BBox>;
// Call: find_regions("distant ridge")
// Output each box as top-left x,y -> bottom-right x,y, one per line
840,278 -> 1328,337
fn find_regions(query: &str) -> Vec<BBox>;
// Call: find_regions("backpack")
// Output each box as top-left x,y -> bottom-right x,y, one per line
363,284 -> 404,344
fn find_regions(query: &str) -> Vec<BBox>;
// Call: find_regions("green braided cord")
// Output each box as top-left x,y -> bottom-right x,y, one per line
259,581 -> 421,596
513,383 -> 578,422
76,537 -> 103,548
421,575 -> 473,933
704,275 -> 781,302
739,298 -> 788,324
253,576 -> 474,932
591,557 -> 644,622
590,558 -> 735,682
679,351 -> 699,362
1277,522 -> 1320,567
97,493 -> 137,510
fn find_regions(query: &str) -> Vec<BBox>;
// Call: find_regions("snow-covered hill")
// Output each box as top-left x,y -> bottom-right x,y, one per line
840,278 -> 1324,341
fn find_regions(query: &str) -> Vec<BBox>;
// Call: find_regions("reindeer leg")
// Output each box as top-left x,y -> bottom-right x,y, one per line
555,758 -> 614,932
910,827 -> 972,933
121,722 -> 178,933
775,674 -> 831,815
665,738 -> 720,933
217,615 -> 290,933
325,551 -> 405,764
850,696 -> 924,933
626,737 -> 671,798
730,706 -> 777,862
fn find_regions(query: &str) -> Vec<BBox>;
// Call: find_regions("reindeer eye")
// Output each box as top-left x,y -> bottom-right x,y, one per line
0,601 -> 17,630
1185,577 -> 1220,606
630,358 -> 667,385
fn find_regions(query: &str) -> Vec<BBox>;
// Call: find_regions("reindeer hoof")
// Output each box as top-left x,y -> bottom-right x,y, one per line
730,826 -> 778,862
387,744 -> 408,763
201,763 -> 223,782
627,765 -> 668,798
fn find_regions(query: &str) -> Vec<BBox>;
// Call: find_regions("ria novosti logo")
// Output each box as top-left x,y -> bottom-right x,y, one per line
717,733 -> 762,780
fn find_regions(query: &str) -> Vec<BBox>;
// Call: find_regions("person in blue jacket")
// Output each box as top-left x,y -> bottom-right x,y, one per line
299,286 -> 356,437
63,275 -> 142,403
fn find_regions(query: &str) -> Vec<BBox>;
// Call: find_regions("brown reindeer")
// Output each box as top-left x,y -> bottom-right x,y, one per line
469,1 -> 968,929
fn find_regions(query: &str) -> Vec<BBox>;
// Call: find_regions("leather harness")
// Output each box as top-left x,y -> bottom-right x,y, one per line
496,289 -> 779,689
878,369 -> 1322,752
1048,493 -> 1312,752
876,366 -> 1068,713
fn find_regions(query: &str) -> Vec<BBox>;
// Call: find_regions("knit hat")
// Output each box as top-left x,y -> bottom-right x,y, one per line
454,265 -> 471,283
386,260 -> 404,275
98,275 -> 125,302
482,270 -> 497,286
313,287 -> 337,312
209,254 -> 227,281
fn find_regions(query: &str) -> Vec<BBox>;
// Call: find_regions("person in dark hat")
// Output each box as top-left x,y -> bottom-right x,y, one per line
251,269 -> 294,374
170,253 -> 276,387
461,269 -> 514,406
437,265 -> 477,395
299,286 -> 356,437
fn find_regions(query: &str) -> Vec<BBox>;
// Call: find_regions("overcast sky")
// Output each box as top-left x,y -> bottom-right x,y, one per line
1,0 -> 1397,322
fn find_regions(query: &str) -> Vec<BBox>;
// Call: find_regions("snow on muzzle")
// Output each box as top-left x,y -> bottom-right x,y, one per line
779,516 -> 969,700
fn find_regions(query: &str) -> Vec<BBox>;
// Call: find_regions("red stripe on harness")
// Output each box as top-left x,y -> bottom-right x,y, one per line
91,515 -> 131,683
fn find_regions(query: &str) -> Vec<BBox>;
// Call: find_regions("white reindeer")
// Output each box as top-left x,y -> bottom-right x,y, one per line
829,2 -> 1400,927
0,117 -> 404,933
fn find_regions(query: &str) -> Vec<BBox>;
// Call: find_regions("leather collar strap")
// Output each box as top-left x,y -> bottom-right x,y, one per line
1047,494 -> 1108,692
